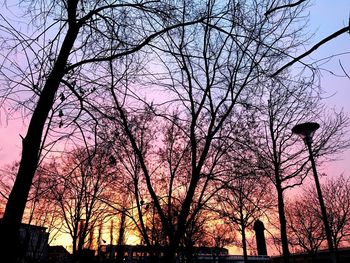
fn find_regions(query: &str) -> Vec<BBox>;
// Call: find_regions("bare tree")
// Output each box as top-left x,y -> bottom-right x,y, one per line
0,1 -> 206,261
202,222 -> 235,261
285,175 -> 350,262
308,175 -> 350,252
0,162 -> 18,216
89,1 -> 319,261
286,197 -> 325,255
180,209 -> 210,262
214,169 -> 274,263
39,147 -> 115,262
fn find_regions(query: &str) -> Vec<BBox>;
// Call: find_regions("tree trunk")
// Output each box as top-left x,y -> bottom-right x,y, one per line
268,107 -> 290,263
72,236 -> 79,263
241,223 -> 248,263
276,179 -> 290,263
0,11 -> 79,262
116,210 -> 126,263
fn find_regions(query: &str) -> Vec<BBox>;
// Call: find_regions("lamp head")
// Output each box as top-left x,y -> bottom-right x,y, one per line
292,122 -> 320,143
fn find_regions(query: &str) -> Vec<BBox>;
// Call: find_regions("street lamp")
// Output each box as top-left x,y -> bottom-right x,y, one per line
292,122 -> 336,263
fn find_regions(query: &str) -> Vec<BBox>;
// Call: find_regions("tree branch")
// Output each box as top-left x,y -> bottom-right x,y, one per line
272,25 -> 350,77
265,0 -> 308,17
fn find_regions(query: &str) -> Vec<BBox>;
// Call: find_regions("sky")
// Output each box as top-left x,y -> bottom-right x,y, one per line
305,0 -> 350,178
1,0 -> 349,175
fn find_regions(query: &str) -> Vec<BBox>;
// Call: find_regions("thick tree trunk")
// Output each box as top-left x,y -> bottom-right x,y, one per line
0,16 -> 79,263
269,118 -> 290,263
241,224 -> 248,263
116,210 -> 126,263
72,237 -> 79,263
276,179 -> 290,263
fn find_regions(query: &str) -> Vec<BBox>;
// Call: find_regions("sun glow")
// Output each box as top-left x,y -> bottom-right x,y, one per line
51,233 -> 72,253
49,222 -> 142,254
125,234 -> 140,245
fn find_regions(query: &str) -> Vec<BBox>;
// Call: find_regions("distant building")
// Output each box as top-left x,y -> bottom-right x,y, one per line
192,246 -> 229,256
0,219 -> 49,263
98,244 -> 270,263
20,223 -> 49,262
47,246 -> 71,263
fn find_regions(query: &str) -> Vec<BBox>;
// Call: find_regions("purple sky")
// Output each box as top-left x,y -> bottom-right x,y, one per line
0,0 -> 349,177
307,0 -> 350,177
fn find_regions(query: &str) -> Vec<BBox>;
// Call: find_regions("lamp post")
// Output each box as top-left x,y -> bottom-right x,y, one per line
292,122 -> 336,263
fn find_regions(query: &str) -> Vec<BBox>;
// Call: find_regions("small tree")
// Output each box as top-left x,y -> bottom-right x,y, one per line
286,198 -> 325,255
309,175 -> 350,251
214,170 -> 274,262
40,147 -> 115,262
286,175 -> 350,259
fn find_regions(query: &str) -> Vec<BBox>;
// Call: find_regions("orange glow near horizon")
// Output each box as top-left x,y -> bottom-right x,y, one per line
51,233 -> 72,252
50,227 -> 142,254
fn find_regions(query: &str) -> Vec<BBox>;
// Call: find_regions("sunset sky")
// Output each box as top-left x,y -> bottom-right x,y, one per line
1,0 -> 349,177
306,0 -> 350,177
0,0 -> 349,257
